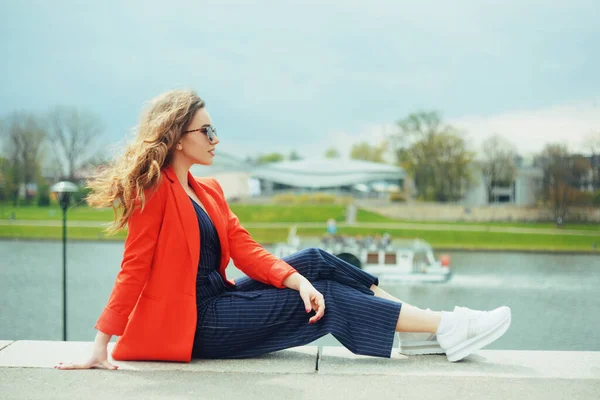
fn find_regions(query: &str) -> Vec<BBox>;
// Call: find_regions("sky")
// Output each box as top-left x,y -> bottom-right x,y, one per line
1,0 -> 599,164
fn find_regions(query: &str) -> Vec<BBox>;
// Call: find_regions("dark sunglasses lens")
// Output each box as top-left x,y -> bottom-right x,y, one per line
205,126 -> 217,142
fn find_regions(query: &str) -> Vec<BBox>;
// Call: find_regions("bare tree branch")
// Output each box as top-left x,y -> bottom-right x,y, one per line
480,134 -> 518,203
47,106 -> 104,180
2,112 -> 46,204
535,144 -> 591,226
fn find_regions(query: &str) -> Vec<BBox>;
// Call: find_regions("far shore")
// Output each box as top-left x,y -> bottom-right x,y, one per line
1,203 -> 598,253
2,236 -> 598,255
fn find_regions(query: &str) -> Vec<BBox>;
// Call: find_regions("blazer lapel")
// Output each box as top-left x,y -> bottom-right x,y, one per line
163,166 -> 199,267
190,174 -> 230,273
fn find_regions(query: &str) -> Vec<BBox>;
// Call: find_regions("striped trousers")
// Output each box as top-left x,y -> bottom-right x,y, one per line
192,247 -> 402,359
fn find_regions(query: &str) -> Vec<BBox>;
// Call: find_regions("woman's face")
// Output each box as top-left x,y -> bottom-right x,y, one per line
178,108 -> 220,166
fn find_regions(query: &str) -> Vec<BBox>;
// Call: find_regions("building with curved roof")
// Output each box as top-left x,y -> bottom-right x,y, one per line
251,159 -> 405,190
190,153 -> 405,198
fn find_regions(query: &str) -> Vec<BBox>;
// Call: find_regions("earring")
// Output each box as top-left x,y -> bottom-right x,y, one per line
177,144 -> 182,150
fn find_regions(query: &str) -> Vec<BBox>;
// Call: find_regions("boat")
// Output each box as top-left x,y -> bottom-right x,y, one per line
273,227 -> 452,283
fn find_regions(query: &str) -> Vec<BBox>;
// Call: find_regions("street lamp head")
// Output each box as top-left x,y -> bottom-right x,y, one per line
51,181 -> 79,210
51,181 -> 79,193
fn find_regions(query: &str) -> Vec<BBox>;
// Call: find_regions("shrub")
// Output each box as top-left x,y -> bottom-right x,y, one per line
594,191 -> 600,206
308,193 -> 336,204
570,190 -> 595,206
72,186 -> 92,206
37,184 -> 51,207
272,192 -> 353,205
389,192 -> 406,202
272,194 -> 296,204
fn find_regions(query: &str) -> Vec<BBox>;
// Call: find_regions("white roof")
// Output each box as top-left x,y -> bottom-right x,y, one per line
191,154 -> 405,189
251,159 -> 405,189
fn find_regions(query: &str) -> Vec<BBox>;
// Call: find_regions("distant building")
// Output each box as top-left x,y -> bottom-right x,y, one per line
583,154 -> 599,192
191,155 -> 406,199
250,159 -> 406,196
463,165 -> 543,206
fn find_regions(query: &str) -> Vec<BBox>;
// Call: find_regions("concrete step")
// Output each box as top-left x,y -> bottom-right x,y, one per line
319,347 -> 600,379
0,340 -> 317,374
1,340 -> 599,380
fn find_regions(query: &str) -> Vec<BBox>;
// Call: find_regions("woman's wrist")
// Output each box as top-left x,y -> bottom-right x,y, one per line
282,272 -> 310,291
94,331 -> 112,347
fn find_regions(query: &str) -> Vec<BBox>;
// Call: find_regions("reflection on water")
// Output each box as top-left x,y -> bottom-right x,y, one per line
1,240 -> 599,351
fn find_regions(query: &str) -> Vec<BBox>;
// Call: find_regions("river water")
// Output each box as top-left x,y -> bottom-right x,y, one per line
1,240 -> 598,351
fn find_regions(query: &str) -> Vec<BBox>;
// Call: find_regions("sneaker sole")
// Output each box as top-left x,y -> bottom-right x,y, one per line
445,310 -> 511,362
399,341 -> 445,356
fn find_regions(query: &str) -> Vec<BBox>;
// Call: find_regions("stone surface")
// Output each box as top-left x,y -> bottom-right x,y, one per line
319,347 -> 600,379
1,341 -> 599,399
0,340 -> 318,373
0,341 -> 13,351
1,369 -> 598,400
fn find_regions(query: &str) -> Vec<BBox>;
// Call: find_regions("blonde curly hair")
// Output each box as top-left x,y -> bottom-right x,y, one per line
86,89 -> 205,233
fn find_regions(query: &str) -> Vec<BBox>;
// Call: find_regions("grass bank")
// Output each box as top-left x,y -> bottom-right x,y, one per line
1,204 -> 598,252
1,203 -> 598,229
1,225 -> 598,253
0,204 -> 392,223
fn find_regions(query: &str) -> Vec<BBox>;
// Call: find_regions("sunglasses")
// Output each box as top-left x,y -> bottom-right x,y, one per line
184,124 -> 218,143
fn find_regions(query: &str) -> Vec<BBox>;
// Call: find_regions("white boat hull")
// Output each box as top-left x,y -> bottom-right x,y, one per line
273,235 -> 453,284
363,266 -> 452,283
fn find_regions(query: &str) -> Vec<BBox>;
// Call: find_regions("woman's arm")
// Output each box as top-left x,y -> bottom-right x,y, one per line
212,179 -> 297,288
95,187 -> 165,335
56,188 -> 165,370
211,180 -> 325,323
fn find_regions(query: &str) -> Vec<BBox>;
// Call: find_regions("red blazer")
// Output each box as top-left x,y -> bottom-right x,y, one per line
95,166 -> 297,362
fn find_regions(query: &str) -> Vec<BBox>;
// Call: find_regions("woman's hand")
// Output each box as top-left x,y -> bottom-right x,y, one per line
298,280 -> 326,324
54,331 -> 118,370
54,344 -> 118,370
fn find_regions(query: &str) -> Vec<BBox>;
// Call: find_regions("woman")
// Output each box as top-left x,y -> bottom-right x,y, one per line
55,89 -> 511,370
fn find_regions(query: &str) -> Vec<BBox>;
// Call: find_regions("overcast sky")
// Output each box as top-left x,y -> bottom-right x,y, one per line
1,0 -> 599,163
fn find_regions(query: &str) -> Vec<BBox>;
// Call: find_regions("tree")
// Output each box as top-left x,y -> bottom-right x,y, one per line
47,106 -> 104,180
584,132 -> 600,190
350,142 -> 385,162
0,156 -> 13,202
584,131 -> 600,155
257,152 -> 285,164
81,153 -> 111,168
535,144 -> 590,226
480,135 -> 518,203
391,111 -> 474,201
324,147 -> 340,159
1,112 -> 47,204
289,150 -> 302,161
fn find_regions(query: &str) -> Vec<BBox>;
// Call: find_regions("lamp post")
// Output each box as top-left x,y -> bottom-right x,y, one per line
51,181 -> 78,341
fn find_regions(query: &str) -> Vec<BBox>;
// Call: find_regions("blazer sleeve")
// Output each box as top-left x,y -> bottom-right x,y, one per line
212,179 -> 297,288
95,187 -> 165,336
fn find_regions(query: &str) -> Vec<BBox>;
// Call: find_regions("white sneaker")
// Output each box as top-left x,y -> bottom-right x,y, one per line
398,332 -> 444,355
436,306 -> 511,362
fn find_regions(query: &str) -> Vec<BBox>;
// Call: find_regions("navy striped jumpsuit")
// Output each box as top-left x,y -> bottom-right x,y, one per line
189,197 -> 402,359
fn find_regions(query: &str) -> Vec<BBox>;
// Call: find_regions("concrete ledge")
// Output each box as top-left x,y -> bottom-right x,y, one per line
0,341 -> 13,351
319,347 -> 600,379
0,340 -> 599,380
1,341 -> 599,400
0,340 -> 318,373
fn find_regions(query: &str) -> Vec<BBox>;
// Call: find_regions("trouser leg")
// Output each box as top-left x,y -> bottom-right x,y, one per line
234,247 -> 378,294
194,279 -> 401,359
